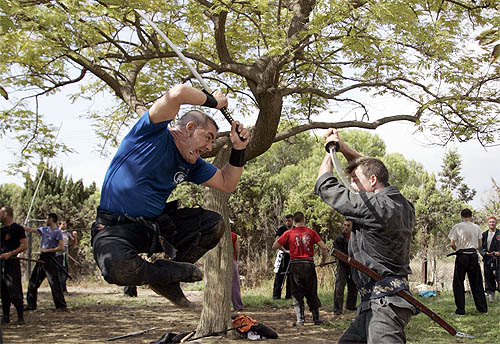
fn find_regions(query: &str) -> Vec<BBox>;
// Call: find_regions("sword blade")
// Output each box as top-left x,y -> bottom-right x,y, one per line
134,10 -> 212,93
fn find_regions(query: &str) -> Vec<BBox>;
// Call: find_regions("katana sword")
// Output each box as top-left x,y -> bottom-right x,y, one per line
135,10 -> 245,141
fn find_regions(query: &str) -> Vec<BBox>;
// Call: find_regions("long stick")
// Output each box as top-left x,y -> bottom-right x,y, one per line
105,327 -> 156,341
331,248 -> 473,338
13,257 -> 45,264
45,254 -> 72,280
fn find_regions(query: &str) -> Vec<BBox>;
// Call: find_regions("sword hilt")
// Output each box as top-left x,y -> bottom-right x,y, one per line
220,107 -> 247,142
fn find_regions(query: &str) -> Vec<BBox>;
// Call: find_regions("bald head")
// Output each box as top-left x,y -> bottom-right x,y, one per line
175,110 -> 219,131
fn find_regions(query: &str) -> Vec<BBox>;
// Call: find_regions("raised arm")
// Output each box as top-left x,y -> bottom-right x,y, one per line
203,121 -> 250,193
149,84 -> 228,124
23,226 -> 39,234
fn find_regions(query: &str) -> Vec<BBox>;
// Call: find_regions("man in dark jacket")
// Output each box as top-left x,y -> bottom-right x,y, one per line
333,219 -> 357,315
315,128 -> 416,344
481,216 -> 500,302
272,214 -> 293,299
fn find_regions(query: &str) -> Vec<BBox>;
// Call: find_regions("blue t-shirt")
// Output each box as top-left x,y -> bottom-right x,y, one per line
100,111 -> 217,218
38,227 -> 63,249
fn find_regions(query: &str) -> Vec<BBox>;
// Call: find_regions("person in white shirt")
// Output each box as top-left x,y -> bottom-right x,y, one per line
448,208 -> 488,315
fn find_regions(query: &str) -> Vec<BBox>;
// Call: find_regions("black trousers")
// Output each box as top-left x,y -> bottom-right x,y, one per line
92,207 -> 222,287
334,262 -> 357,314
1,259 -> 24,318
26,252 -> 67,310
272,253 -> 291,299
290,259 -> 321,311
484,259 -> 500,293
56,254 -> 69,292
452,253 -> 487,314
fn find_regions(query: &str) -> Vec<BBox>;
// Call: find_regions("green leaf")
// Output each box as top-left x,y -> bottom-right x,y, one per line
491,44 -> 500,63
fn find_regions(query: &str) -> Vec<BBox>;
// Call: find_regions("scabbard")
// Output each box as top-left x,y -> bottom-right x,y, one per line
331,248 -> 458,336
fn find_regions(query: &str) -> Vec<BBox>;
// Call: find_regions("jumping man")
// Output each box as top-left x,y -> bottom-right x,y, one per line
92,84 -> 250,308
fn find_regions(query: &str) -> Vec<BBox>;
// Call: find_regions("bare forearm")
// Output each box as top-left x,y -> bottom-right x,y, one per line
23,226 -> 38,234
272,239 -> 284,251
339,142 -> 362,163
219,164 -> 244,192
321,247 -> 328,264
317,153 -> 333,179
3,240 -> 27,258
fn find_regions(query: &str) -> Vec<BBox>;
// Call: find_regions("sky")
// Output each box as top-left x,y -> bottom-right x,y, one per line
1,87 -> 499,211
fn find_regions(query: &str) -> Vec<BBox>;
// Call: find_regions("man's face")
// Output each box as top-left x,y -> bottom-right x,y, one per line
488,218 -> 497,230
350,166 -> 375,192
47,216 -> 54,226
187,122 -> 217,164
59,221 -> 67,230
343,220 -> 352,234
284,217 -> 293,229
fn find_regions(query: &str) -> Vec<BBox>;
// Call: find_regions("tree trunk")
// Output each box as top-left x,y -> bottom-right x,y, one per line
196,144 -> 234,336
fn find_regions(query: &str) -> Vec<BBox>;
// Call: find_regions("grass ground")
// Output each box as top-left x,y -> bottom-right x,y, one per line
2,280 -> 499,343
244,281 -> 500,344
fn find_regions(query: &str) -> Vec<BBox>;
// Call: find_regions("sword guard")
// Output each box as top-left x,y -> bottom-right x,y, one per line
325,140 -> 339,153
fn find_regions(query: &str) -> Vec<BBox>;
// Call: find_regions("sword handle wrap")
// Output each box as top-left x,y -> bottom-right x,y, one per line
221,107 -> 247,142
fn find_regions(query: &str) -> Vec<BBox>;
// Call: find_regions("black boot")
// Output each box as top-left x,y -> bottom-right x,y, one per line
312,308 -> 323,325
292,305 -> 305,327
15,314 -> 24,325
124,286 -> 138,297
1,315 -> 9,324
150,282 -> 195,308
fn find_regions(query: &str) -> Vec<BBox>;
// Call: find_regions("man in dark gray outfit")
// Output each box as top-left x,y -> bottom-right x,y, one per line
315,128 -> 416,344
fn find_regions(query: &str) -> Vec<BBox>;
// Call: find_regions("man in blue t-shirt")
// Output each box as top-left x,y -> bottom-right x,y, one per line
24,213 -> 67,311
92,84 -> 250,308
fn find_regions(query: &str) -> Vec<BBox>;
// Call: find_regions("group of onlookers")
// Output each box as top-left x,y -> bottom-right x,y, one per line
448,210 -> 499,315
0,206 -> 77,325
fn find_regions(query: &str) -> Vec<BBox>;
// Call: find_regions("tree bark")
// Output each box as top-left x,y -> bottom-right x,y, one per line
196,144 -> 234,336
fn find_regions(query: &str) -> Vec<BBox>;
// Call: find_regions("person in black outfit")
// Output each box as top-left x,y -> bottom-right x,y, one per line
272,214 -> 293,299
333,219 -> 357,315
480,216 -> 500,302
0,206 -> 28,324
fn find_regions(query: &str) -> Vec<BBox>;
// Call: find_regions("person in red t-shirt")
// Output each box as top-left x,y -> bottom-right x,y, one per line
272,211 -> 328,326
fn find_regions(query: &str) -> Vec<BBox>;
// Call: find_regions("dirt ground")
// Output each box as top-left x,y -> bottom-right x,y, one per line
2,285 -> 348,343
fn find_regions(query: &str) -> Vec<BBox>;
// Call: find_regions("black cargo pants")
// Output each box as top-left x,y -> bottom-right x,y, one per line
91,206 -> 223,287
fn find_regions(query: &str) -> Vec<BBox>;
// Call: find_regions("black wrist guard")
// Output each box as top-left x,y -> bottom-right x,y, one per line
202,89 -> 218,108
229,148 -> 246,167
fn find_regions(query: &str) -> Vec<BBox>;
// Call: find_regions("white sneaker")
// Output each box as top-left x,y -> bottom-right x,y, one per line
488,293 -> 494,302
